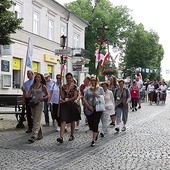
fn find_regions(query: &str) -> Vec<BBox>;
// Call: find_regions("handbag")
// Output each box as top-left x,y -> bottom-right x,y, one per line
95,95 -> 105,112
84,108 -> 93,116
105,105 -> 113,110
117,102 -> 123,108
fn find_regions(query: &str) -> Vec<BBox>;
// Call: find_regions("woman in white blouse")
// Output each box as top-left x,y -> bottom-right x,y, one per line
147,81 -> 155,105
100,82 -> 115,137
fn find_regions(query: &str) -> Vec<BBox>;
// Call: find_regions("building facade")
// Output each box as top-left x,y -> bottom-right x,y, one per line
0,0 -> 89,95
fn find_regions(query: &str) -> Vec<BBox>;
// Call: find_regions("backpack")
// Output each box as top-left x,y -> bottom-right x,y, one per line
114,88 -> 129,101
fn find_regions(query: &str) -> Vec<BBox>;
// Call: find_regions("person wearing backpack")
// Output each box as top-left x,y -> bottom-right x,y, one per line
48,74 -> 62,132
43,73 -> 55,126
130,80 -> 139,112
114,79 -> 131,132
27,73 -> 49,143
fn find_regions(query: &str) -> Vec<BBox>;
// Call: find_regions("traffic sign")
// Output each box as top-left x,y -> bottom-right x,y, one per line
73,65 -> 82,71
82,67 -> 89,73
55,49 -> 71,56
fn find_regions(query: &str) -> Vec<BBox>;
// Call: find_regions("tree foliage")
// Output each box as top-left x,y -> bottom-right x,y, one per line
0,0 -> 22,45
166,80 -> 170,87
121,24 -> 164,80
65,0 -> 135,75
65,0 -> 164,81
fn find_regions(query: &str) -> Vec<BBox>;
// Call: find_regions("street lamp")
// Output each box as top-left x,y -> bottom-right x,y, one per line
60,35 -> 67,49
112,42 -> 118,53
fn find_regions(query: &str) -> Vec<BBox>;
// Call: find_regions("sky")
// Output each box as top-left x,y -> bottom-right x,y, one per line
56,0 -> 170,80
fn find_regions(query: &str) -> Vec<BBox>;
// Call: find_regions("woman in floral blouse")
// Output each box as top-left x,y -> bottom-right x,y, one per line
57,72 -> 81,144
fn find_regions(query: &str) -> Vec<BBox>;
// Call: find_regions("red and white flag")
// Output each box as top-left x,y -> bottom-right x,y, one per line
101,53 -> 109,68
114,54 -> 119,61
95,49 -> 104,68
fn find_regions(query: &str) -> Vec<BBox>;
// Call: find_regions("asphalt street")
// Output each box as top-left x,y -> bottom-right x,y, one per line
0,94 -> 170,170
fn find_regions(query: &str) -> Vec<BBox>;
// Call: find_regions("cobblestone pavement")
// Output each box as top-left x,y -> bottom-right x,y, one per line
1,94 -> 170,170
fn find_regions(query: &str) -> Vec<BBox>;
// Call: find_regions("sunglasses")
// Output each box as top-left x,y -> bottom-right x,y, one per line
57,77 -> 61,79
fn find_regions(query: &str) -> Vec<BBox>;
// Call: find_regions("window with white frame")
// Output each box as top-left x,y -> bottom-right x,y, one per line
61,25 -> 66,36
33,11 -> 40,34
73,32 -> 80,48
14,2 -> 22,19
48,19 -> 54,40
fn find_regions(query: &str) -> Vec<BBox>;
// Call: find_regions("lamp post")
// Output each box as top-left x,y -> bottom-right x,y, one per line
57,35 -> 67,117
59,35 -> 67,79
112,42 -> 118,53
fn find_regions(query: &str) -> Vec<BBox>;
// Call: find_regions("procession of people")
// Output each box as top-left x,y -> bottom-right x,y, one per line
22,70 -> 167,146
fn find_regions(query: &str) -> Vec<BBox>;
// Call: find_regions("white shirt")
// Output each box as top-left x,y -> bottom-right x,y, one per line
136,79 -> 143,89
104,89 -> 115,111
159,85 -> 167,92
46,79 -> 55,93
148,84 -> 155,92
50,82 -> 60,104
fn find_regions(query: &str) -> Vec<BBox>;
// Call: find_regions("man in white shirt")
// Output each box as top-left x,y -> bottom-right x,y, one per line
48,74 -> 62,131
22,70 -> 34,133
43,73 -> 55,126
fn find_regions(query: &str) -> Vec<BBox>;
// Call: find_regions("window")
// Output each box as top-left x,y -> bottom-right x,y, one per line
14,2 -> 22,19
48,19 -> 54,40
61,25 -> 66,36
73,32 -> 80,48
33,11 -> 40,34
12,58 -> 21,89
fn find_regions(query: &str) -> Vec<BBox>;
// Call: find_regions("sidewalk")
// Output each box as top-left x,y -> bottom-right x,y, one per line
0,107 -> 19,129
0,107 -> 86,130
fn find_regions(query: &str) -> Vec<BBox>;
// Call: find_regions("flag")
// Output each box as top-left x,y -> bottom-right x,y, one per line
114,54 -> 119,61
95,49 -> 104,68
26,38 -> 33,69
101,53 -> 109,68
146,68 -> 149,73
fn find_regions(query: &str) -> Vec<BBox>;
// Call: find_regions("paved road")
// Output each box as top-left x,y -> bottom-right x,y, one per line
0,94 -> 170,170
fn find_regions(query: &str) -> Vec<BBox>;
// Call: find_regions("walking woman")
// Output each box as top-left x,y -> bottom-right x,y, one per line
83,75 -> 104,147
109,76 -> 118,126
114,79 -> 131,132
130,80 -> 139,111
147,81 -> 155,105
100,82 -> 115,137
27,73 -> 49,143
57,72 -> 81,143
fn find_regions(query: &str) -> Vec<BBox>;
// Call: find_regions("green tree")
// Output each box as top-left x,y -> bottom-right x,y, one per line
166,80 -> 170,87
65,0 -> 135,75
0,0 -> 22,45
121,24 -> 164,81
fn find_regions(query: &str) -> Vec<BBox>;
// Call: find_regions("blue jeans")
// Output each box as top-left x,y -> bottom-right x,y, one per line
115,107 -> 128,124
44,98 -> 50,124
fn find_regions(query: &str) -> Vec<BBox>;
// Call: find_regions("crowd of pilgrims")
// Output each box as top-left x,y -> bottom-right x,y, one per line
22,70 -> 168,147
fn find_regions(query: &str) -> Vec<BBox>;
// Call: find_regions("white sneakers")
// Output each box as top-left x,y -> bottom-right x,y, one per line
75,126 -> 80,131
56,126 -> 60,132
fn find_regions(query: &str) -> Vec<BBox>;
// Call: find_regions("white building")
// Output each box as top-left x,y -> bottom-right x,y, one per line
0,0 -> 89,95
